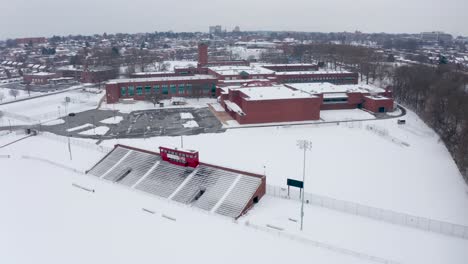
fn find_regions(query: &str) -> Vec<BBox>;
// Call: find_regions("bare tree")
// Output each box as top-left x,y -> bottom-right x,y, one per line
9,89 -> 19,100
25,84 -> 32,96
144,93 -> 163,107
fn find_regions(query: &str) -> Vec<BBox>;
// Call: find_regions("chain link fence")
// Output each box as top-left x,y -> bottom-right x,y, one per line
266,184 -> 468,240
39,132 -> 112,154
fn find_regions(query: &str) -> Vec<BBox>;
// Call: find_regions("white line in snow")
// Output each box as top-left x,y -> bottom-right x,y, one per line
99,150 -> 133,179
210,174 -> 242,213
167,168 -> 199,200
131,161 -> 160,189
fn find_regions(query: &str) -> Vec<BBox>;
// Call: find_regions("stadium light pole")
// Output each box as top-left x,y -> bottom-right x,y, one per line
297,139 -> 312,231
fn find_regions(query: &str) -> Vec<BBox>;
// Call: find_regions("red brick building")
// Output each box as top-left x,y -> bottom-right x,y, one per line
105,75 -> 218,103
23,72 -> 58,85
219,85 -> 321,124
218,83 -> 394,124
15,37 -> 47,45
81,66 -> 117,83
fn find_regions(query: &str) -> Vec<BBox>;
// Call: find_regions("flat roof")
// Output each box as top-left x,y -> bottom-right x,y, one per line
286,82 -> 386,94
132,71 -> 175,75
275,70 -> 352,75
107,75 -> 217,84
208,65 -> 275,76
229,85 -> 317,101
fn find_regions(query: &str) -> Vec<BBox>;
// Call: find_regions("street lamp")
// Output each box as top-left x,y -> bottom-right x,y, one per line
297,139 -> 312,231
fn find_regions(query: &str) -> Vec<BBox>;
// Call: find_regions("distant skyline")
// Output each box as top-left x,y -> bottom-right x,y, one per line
1,0 -> 467,40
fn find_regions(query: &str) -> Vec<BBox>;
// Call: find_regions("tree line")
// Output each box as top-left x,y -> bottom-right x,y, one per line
393,65 -> 468,182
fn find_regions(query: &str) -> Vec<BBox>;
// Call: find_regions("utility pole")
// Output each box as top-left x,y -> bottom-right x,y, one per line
296,139 -> 312,231
180,135 -> 184,148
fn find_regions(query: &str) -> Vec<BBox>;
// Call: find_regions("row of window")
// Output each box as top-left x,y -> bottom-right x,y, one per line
120,83 -> 216,97
284,76 -> 357,83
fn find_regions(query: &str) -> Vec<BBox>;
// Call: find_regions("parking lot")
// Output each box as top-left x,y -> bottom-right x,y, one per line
41,107 -> 225,139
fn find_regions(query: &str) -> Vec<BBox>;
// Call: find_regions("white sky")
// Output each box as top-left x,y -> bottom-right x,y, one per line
1,0 -> 467,39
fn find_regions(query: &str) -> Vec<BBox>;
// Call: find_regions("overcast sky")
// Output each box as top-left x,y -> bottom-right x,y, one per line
1,0 -> 467,40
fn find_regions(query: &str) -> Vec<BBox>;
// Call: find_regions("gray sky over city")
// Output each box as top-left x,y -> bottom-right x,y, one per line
1,0 -> 467,39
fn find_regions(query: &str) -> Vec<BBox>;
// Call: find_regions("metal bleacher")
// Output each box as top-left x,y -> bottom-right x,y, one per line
87,145 -> 263,218
216,176 -> 262,218
87,147 -> 130,177
172,166 -> 236,209
135,162 -> 195,198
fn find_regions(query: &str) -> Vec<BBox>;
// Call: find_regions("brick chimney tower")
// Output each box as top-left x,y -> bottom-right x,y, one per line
198,42 -> 208,67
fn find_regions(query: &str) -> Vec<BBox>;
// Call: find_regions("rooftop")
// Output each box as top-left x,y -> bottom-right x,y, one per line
107,74 -> 217,84
208,65 -> 275,76
229,85 -> 317,101
286,82 -> 386,95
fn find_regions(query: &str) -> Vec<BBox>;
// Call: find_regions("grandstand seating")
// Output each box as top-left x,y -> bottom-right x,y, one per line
136,162 -> 195,198
216,176 -> 261,218
88,147 -> 130,177
87,145 -> 263,218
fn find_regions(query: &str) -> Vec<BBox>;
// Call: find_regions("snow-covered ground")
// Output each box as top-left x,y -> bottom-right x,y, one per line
79,126 -> 109,136
0,88 -> 103,126
99,116 -> 123,124
100,98 -> 217,114
1,101 -> 467,264
0,126 -> 467,264
182,120 -> 198,128
180,112 -> 194,119
99,109 -> 468,225
228,46 -> 265,60
320,109 -> 375,121
0,87 -> 40,102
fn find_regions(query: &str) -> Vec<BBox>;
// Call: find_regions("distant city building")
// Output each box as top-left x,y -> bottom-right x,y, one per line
420,31 -> 453,42
233,26 -> 240,33
15,37 -> 47,46
81,66 -> 117,83
209,25 -> 223,34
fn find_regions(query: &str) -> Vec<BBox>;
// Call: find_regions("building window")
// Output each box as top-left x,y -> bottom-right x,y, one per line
203,84 -> 210,94
145,86 -> 151,94
162,85 -> 168,95
128,86 -> 134,96
120,87 -> 126,96
178,84 -> 185,94
136,86 -> 143,95
186,84 -> 192,95
211,84 -> 216,95
154,85 -> 159,94
170,84 -> 177,94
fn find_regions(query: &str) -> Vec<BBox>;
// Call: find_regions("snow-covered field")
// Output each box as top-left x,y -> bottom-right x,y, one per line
100,110 -> 468,225
1,102 -> 467,263
0,88 -> 103,126
0,87 -> 39,102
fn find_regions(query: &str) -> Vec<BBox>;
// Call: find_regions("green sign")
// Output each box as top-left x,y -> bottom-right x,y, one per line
287,178 -> 303,189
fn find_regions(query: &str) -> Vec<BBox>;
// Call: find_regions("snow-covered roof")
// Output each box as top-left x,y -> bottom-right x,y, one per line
275,70 -> 351,75
286,82 -> 385,95
230,85 -> 317,101
323,93 -> 348,99
107,75 -> 217,84
132,71 -> 175,76
209,65 -> 274,76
